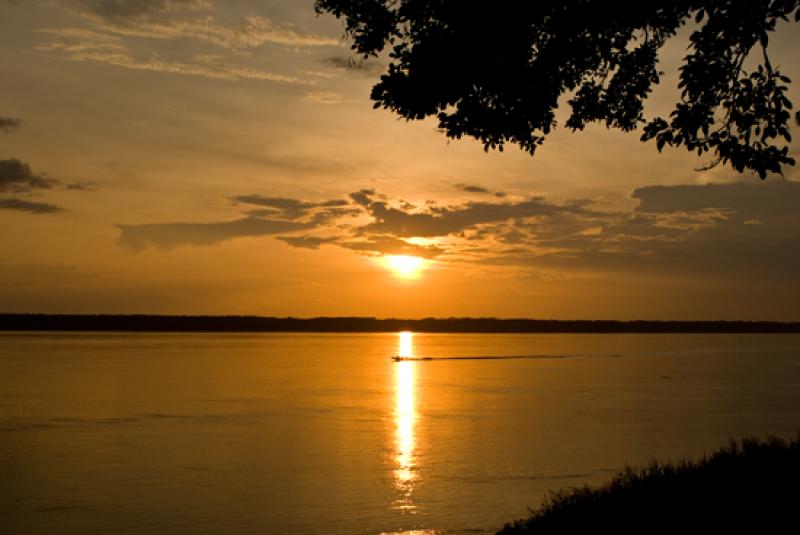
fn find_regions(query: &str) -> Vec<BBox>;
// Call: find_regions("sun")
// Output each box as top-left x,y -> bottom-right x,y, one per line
383,255 -> 426,279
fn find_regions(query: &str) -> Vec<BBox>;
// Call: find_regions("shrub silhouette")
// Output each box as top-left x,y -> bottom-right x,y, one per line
498,435 -> 800,534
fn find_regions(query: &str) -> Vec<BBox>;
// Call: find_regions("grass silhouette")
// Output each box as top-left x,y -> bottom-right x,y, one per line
498,435 -> 800,534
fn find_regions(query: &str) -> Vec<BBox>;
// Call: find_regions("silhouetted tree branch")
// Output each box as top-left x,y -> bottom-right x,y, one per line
315,1 -> 799,178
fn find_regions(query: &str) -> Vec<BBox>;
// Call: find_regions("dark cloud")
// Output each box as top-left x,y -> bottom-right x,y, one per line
0,116 -> 22,133
232,195 -> 348,219
349,188 -> 377,207
497,229 -> 528,244
0,197 -> 64,214
117,217 -> 314,250
0,159 -> 59,192
455,182 -> 508,198
455,183 -> 489,194
119,192 -> 362,252
276,236 -> 338,250
480,181 -> 800,284
339,236 -> 443,259
362,197 -> 585,237
632,181 -> 799,222
307,206 -> 362,225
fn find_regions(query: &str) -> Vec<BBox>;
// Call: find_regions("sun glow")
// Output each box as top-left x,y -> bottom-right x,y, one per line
383,255 -> 426,279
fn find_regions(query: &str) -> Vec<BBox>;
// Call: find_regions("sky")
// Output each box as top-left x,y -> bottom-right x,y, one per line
1,0 -> 799,320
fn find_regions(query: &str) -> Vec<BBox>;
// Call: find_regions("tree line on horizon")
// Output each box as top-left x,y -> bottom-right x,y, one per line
1,314 -> 799,333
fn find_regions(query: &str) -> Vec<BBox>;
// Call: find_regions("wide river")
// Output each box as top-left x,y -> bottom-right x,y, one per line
2,332 -> 800,534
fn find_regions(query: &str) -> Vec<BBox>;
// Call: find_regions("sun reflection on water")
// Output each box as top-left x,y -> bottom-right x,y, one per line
394,331 -> 418,511
398,331 -> 414,359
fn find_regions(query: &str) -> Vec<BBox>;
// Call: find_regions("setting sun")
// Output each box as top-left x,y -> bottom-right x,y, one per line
383,255 -> 426,279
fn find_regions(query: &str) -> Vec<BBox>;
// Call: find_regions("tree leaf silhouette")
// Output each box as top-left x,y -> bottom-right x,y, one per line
316,0 -> 799,178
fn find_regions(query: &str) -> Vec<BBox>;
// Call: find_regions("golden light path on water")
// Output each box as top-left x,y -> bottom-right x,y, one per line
394,331 -> 418,512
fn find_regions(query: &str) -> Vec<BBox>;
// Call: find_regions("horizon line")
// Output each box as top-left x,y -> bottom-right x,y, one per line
1,314 -> 799,334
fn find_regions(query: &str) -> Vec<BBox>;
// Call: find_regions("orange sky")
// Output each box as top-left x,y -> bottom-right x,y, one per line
1,1 -> 799,319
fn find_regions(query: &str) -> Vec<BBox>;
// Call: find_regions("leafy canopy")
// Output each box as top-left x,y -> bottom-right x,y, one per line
315,1 -> 800,178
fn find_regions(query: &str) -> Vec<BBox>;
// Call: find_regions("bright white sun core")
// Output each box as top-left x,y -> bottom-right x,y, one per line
382,255 -> 427,279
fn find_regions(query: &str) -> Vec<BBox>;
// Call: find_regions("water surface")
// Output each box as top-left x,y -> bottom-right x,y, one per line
2,332 -> 800,534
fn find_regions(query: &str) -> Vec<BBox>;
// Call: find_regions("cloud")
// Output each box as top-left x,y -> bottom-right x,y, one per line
41,1 -> 341,83
116,181 -> 800,292
65,181 -> 98,191
36,27 -> 126,53
0,158 -> 95,194
117,217 -> 315,250
0,157 -> 92,215
474,181 -> 800,283
118,189 -> 449,257
75,1 -> 339,50
275,235 -> 338,249
0,197 -> 64,214
232,195 -> 349,219
231,188 -> 593,258
360,196 -> 584,237
84,51 -> 303,83
454,183 -> 507,197
0,159 -> 59,192
632,181 -> 799,223
92,16 -> 339,49
0,116 -> 22,133
338,235 -> 443,259
302,91 -> 343,105
79,0 -> 210,20
275,233 -> 442,258
349,188 -> 377,207
455,183 -> 489,194
36,30 -> 303,82
335,182 -> 800,286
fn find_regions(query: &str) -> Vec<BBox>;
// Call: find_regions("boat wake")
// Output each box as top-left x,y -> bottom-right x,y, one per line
391,353 -> 621,362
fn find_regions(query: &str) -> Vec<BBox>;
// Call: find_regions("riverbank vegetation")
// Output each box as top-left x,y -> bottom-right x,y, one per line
498,435 -> 800,533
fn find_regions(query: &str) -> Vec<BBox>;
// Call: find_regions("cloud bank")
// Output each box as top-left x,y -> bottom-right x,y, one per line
117,181 -> 800,289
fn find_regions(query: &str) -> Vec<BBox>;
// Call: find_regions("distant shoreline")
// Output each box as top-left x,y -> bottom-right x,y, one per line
1,314 -> 799,333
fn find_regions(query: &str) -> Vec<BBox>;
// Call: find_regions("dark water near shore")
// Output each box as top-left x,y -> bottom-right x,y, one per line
2,332 -> 800,534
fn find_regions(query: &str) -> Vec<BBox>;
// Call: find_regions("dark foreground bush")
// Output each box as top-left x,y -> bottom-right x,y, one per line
498,435 -> 800,534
